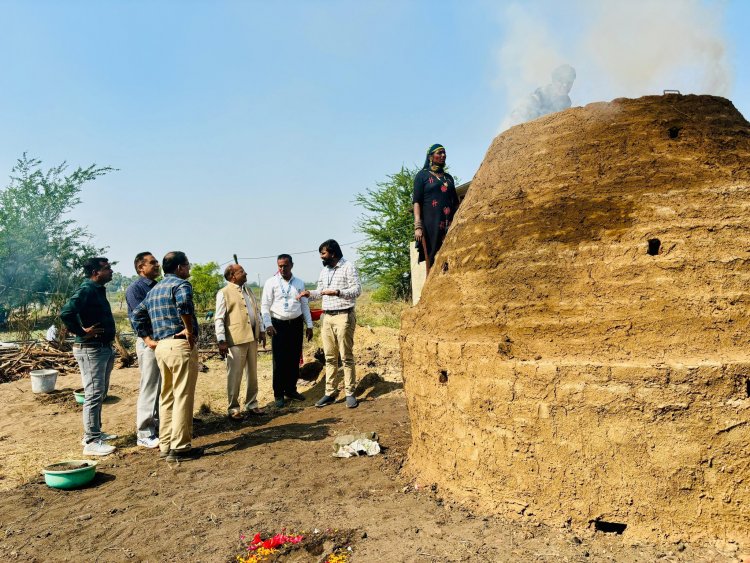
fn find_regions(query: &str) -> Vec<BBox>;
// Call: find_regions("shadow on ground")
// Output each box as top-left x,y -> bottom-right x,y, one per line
201,417 -> 339,456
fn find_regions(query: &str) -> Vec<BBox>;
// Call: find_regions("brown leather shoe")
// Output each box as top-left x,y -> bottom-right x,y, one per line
246,407 -> 265,415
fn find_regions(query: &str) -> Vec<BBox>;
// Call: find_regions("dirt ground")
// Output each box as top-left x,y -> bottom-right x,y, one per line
0,326 -> 744,562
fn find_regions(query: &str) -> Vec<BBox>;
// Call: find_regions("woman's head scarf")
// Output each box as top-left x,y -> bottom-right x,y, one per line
423,143 -> 445,170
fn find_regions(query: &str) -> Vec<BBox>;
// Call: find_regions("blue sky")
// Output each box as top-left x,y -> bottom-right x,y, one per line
1,0 -> 748,283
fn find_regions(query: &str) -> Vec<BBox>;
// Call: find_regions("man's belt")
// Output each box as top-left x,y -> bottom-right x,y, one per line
73,341 -> 113,348
164,333 -> 187,340
271,315 -> 303,323
324,308 -> 353,316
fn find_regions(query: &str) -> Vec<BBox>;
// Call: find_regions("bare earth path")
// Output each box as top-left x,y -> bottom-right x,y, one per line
0,328 -> 742,562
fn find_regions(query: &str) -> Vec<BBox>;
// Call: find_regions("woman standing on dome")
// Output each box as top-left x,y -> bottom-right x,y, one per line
413,143 -> 459,274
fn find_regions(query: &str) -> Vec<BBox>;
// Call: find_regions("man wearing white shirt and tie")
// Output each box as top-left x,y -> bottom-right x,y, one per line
215,264 -> 266,419
261,254 -> 313,408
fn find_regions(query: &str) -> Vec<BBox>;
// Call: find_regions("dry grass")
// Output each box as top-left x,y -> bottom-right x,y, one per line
355,291 -> 408,329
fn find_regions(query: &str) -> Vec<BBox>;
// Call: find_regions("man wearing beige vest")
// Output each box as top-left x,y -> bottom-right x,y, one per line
215,264 -> 267,419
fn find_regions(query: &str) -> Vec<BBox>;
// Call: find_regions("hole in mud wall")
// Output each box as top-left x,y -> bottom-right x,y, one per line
746,379 -> 750,398
668,126 -> 681,139
647,238 -> 661,256
441,261 -> 449,273
439,370 -> 448,384
594,521 -> 627,535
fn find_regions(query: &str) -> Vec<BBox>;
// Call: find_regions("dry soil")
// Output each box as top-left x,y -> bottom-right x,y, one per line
0,326 -> 744,561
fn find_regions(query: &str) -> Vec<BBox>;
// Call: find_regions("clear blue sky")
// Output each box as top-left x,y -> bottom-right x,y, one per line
1,0 -> 748,283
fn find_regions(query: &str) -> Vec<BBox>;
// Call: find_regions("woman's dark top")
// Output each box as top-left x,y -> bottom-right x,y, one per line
412,169 -> 459,265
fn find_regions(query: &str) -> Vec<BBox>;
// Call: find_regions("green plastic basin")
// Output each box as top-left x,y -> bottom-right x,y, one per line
73,388 -> 85,405
43,460 -> 97,489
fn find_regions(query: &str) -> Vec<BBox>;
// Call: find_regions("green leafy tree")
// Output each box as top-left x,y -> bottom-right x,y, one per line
189,262 -> 223,313
0,155 -> 113,330
106,272 -> 139,294
354,166 -> 418,302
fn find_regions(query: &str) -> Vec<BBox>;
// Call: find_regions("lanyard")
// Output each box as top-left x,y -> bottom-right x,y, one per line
278,275 -> 295,309
326,267 -> 338,288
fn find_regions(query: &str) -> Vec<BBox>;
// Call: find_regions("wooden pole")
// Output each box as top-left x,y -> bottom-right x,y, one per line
421,236 -> 432,276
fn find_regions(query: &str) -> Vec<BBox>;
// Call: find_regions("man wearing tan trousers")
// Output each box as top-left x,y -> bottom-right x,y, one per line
298,239 -> 362,409
215,264 -> 266,419
132,251 -> 203,463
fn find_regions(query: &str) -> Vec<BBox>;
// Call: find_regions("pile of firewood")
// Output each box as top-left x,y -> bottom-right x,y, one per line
0,343 -> 78,382
113,335 -> 135,369
0,334 -> 138,383
197,322 -> 217,349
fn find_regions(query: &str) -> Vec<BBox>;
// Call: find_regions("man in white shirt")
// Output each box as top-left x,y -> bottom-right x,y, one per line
261,254 -> 313,408
298,239 -> 362,409
214,264 -> 266,419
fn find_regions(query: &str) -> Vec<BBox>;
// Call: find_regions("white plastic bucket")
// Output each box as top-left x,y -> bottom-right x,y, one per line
30,369 -> 58,393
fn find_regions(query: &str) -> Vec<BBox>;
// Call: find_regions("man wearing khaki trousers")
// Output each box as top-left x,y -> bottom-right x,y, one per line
215,264 -> 266,419
132,251 -> 203,463
298,239 -> 362,409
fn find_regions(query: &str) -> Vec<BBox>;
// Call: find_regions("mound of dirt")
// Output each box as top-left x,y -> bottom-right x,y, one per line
401,94 -> 750,545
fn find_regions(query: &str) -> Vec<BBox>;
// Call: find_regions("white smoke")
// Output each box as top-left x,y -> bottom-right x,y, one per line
506,64 -> 577,128
498,0 -> 731,130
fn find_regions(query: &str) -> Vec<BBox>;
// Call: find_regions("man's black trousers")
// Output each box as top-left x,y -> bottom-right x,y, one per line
271,315 -> 303,399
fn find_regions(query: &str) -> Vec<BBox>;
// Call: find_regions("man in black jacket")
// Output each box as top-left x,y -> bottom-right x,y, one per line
60,257 -> 117,456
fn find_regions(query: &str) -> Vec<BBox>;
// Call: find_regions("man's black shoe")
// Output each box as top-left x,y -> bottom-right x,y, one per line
286,391 -> 306,402
159,449 -> 172,459
166,447 -> 204,462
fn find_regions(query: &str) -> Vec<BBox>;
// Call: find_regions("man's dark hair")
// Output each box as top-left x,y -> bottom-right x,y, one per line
277,253 -> 293,264
319,239 -> 342,259
162,251 -> 188,274
82,257 -> 109,278
133,252 -> 153,274
224,264 -> 238,281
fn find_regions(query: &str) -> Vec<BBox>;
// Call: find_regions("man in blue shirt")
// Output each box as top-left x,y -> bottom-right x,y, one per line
126,252 -> 161,449
132,251 -> 203,463
60,257 -> 118,456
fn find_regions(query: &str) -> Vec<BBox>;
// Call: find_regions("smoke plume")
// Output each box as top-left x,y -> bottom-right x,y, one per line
507,64 -> 576,128
498,0 -> 731,130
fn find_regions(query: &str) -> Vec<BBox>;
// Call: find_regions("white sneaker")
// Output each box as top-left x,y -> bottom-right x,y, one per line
137,436 -> 160,449
80,432 -> 119,446
83,440 -> 116,456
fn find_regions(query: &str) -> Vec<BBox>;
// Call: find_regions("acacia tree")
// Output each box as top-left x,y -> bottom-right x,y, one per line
354,166 -> 417,301
0,155 -> 113,329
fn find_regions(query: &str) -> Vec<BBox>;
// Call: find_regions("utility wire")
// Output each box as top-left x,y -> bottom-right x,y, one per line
219,238 -> 367,266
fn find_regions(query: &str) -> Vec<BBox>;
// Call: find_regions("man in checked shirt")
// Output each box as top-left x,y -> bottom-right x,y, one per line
298,239 -> 362,408
131,251 -> 204,462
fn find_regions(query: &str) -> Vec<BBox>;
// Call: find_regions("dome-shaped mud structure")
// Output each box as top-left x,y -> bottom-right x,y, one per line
401,95 -> 750,543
